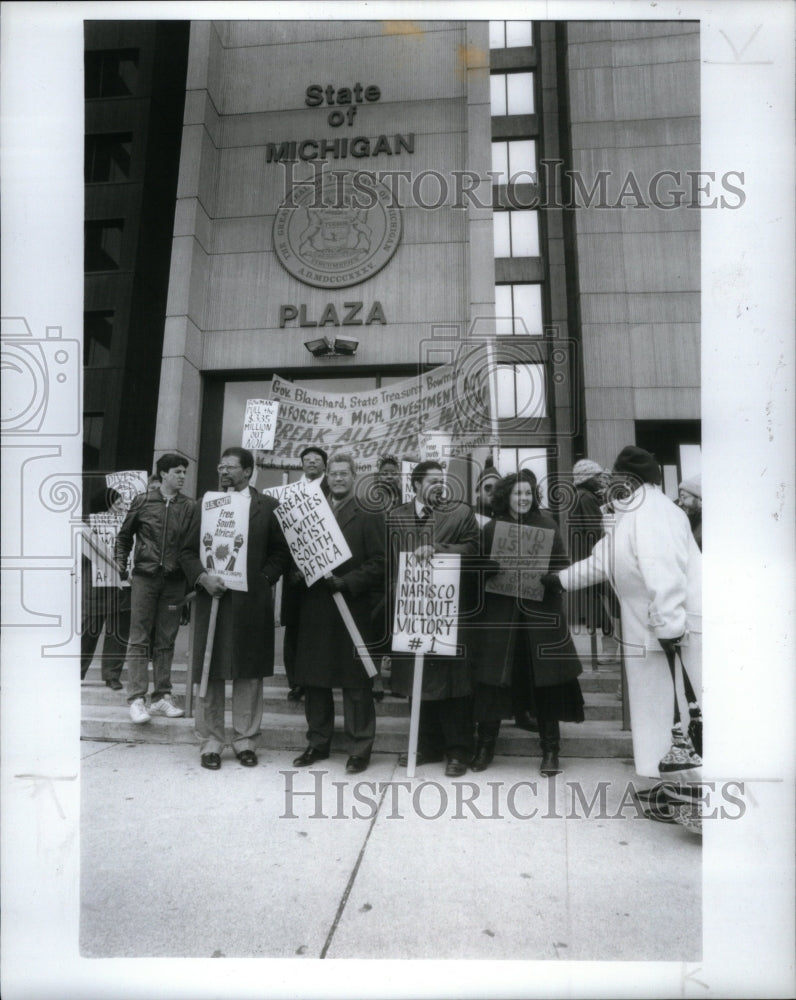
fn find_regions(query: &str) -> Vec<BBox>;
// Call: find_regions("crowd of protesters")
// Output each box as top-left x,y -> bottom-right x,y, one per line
81,444 -> 702,796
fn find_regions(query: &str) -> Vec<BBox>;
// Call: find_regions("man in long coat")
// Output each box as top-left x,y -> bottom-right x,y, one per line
552,446 -> 702,779
291,453 -> 385,775
180,447 -> 291,770
388,460 -> 480,776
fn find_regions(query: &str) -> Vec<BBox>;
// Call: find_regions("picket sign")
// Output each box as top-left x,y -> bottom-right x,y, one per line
391,552 -> 461,777
199,491 -> 250,592
273,479 -> 377,679
199,595 -> 221,699
242,398 -> 279,451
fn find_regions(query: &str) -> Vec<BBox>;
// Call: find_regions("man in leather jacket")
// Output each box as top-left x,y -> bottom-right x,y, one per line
115,453 -> 194,724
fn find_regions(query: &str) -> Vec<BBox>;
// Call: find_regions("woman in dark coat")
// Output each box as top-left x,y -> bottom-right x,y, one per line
470,470 -> 584,775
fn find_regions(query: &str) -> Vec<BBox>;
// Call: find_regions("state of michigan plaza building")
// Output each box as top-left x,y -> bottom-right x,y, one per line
83,18 -> 715,501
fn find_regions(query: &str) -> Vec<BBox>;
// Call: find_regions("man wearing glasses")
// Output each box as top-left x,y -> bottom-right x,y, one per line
179,447 -> 291,770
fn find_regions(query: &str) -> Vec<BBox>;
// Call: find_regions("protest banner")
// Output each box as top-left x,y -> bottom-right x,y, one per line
198,491 -> 250,592
391,552 -> 461,776
242,398 -> 279,451
485,522 -> 555,603
273,479 -> 377,677
105,469 -> 147,512
256,344 -> 492,471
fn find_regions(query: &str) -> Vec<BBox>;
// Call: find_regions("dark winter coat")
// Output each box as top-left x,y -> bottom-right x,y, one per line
387,500 -> 481,700
469,510 -> 583,690
180,487 -> 291,681
568,483 -> 619,628
292,495 -> 385,689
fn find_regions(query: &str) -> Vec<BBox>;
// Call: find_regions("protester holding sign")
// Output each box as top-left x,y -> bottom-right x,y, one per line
115,453 -> 194,724
290,453 -> 385,775
388,460 -> 480,777
180,447 -> 291,770
281,446 -> 331,702
469,470 -> 585,776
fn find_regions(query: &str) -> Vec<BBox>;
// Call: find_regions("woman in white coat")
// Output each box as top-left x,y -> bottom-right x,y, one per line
549,446 -> 702,779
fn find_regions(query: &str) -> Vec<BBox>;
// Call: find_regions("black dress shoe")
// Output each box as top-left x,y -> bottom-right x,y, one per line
201,753 -> 221,770
105,678 -> 123,691
445,757 -> 468,777
345,755 -> 370,774
540,752 -> 562,776
236,749 -> 258,767
287,686 -> 305,702
293,746 -> 330,767
398,750 -> 444,767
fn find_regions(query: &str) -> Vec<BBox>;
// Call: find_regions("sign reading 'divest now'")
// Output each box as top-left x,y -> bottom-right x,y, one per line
273,479 -> 352,586
392,552 -> 460,656
242,399 -> 279,451
485,522 -> 555,603
199,492 -> 250,592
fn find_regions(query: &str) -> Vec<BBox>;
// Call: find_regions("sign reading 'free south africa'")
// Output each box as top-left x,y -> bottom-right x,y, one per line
273,171 -> 402,289
199,492 -> 250,592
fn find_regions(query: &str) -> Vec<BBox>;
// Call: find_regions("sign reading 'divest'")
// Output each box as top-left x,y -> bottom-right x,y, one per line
485,522 -> 555,603
242,399 -> 279,451
105,470 -> 148,512
392,552 -> 460,657
273,479 -> 352,586
199,492 -> 250,592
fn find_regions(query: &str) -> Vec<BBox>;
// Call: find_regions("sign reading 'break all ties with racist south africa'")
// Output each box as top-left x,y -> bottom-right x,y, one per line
256,344 -> 493,472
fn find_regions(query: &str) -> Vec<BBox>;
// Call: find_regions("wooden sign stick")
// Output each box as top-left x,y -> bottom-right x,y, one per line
324,573 -> 378,678
198,595 -> 221,699
405,650 -> 425,778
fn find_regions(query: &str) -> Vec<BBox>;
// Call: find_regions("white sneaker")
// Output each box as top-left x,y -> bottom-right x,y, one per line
149,695 -> 184,718
129,698 -> 151,724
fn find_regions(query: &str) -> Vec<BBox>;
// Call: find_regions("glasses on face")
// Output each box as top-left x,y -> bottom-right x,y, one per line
217,464 -> 242,473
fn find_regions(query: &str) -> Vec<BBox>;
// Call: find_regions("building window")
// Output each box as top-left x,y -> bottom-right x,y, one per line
495,284 -> 543,335
489,21 -> 533,49
85,49 -> 139,98
490,72 -> 534,116
491,139 -> 537,186
493,209 -> 540,257
84,220 -> 124,271
83,412 -> 104,470
85,133 -> 133,182
495,363 -> 546,419
84,311 -> 115,366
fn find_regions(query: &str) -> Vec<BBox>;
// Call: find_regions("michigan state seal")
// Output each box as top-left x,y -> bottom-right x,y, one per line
273,172 -> 402,289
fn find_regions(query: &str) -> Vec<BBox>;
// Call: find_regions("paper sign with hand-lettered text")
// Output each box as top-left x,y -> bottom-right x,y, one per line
392,552 -> 460,656
199,491 -> 250,592
485,521 -> 554,603
87,512 -> 125,587
242,398 -> 279,451
105,470 -> 147,512
273,479 -> 352,586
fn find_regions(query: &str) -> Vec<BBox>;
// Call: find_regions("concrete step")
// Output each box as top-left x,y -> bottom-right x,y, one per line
81,682 -> 622,722
80,703 -> 632,758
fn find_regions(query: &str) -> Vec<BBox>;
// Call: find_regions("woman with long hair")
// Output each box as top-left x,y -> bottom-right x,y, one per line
470,470 -> 585,775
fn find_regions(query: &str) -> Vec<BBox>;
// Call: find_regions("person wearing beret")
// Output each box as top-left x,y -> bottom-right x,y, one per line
546,446 -> 702,780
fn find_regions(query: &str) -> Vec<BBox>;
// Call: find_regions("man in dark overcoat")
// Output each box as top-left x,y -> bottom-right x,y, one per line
291,453 -> 385,775
180,447 -> 291,771
281,445 -> 330,702
387,460 -> 480,776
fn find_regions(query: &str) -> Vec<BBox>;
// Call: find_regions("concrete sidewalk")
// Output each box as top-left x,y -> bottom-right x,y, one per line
80,742 -> 700,961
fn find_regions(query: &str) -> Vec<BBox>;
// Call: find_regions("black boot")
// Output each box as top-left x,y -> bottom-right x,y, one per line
471,721 -> 500,772
539,719 -> 562,776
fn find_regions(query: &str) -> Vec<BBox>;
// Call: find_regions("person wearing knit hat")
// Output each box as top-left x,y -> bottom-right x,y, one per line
678,474 -> 702,552
569,458 -> 621,665
549,445 -> 702,783
474,466 -> 501,522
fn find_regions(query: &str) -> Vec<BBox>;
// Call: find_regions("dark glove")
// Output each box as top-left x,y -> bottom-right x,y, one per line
540,572 -> 563,595
658,636 -> 684,657
117,566 -> 129,583
325,575 -> 346,593
180,603 -> 192,626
